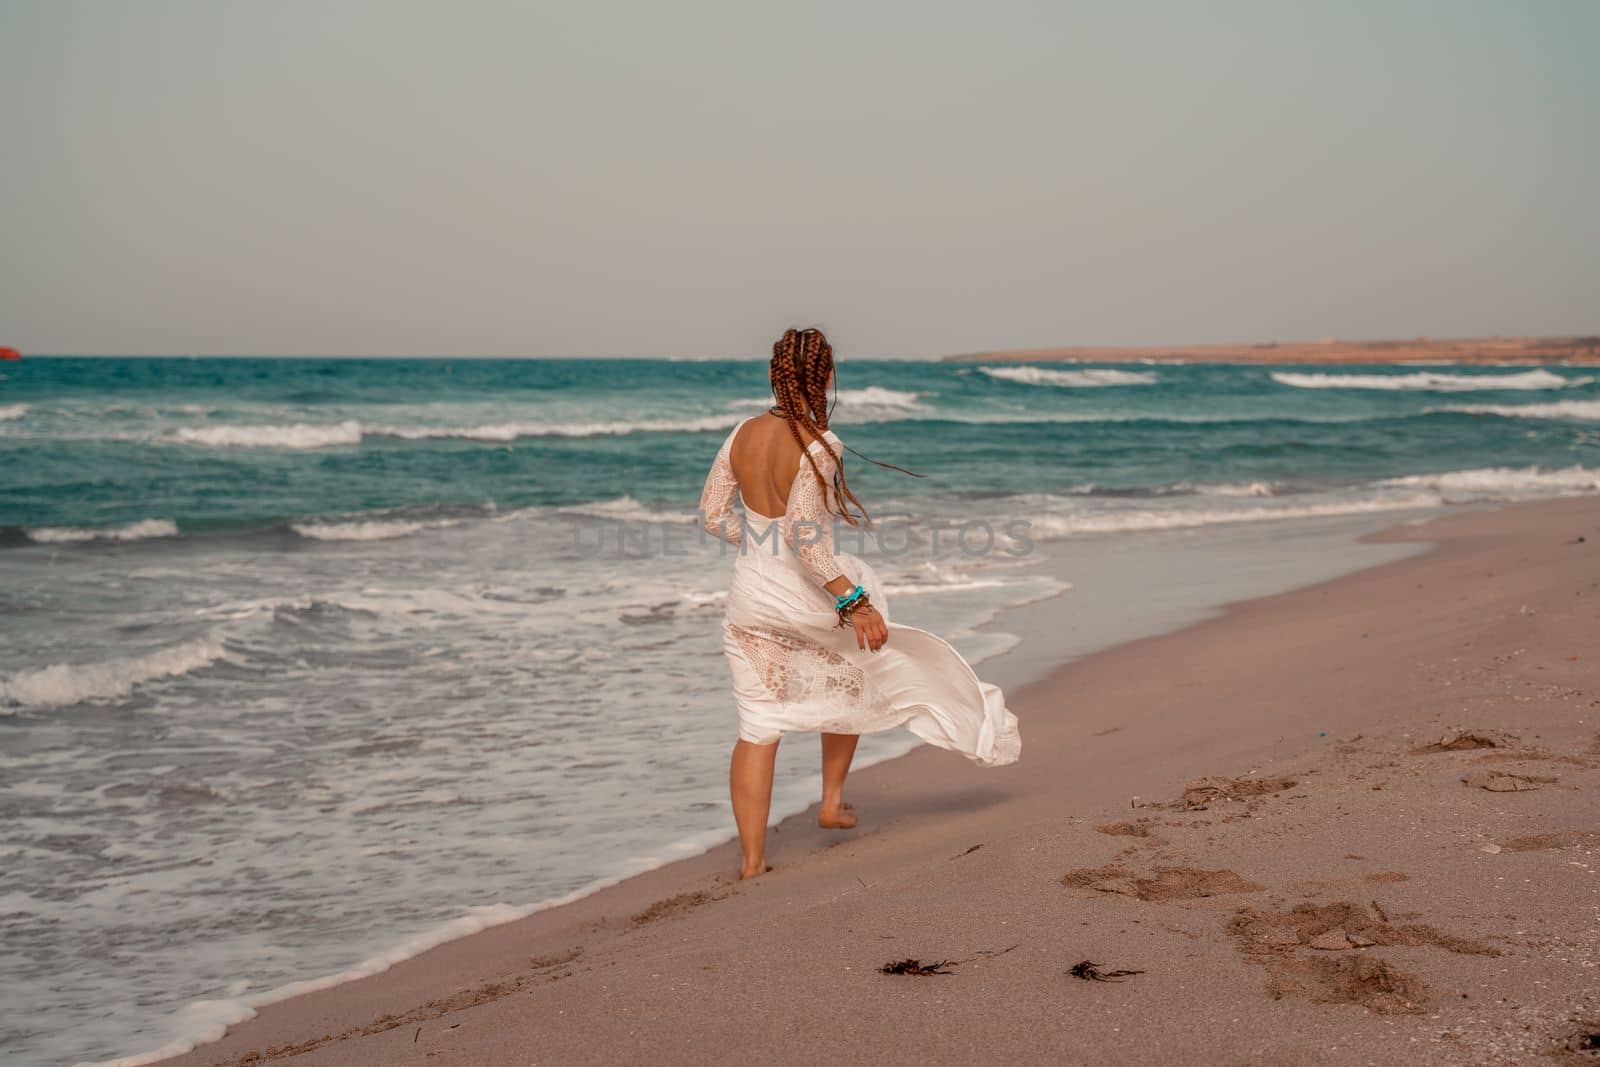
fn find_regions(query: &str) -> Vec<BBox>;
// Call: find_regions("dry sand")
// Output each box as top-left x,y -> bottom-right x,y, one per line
943,334 -> 1600,365
160,496 -> 1600,1066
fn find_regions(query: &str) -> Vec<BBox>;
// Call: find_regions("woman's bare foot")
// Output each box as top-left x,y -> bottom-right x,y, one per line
818,799 -> 858,829
739,859 -> 772,880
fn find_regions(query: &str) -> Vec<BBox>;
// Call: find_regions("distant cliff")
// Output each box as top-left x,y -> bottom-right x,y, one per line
944,335 -> 1600,364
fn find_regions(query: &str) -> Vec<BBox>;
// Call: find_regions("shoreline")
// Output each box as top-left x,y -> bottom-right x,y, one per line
86,506 -> 1431,1066
130,494 -> 1600,1066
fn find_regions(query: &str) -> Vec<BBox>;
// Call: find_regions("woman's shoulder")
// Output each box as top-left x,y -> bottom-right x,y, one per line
731,414 -> 839,461
807,426 -> 841,451
737,412 -> 826,443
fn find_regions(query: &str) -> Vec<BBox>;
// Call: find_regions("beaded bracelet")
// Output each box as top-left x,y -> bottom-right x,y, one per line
835,591 -> 873,628
834,584 -> 866,612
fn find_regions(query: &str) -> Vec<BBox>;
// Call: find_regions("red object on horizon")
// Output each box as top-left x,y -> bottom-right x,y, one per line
0,347 -> 20,360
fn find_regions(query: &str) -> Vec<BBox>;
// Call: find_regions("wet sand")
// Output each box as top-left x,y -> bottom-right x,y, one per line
158,495 -> 1600,1066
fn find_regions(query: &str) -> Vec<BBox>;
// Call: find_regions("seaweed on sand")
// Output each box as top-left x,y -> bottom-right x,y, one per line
1068,960 -> 1144,982
880,942 -> 1020,977
880,958 -> 955,976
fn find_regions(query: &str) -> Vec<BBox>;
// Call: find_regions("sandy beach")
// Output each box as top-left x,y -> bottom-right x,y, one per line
148,493 -> 1600,1067
7,5 -> 1595,1064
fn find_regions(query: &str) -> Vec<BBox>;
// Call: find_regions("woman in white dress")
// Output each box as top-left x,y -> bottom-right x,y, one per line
699,327 -> 1021,880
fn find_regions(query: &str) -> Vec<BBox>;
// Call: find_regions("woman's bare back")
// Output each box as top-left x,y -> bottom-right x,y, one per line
729,414 -> 818,519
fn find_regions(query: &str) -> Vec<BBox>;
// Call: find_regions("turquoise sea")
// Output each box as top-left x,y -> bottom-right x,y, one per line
4,358 -> 1600,536
2,356 -> 1598,1065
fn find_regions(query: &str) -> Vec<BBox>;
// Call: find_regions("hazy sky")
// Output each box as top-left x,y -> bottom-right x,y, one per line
2,1 -> 1596,358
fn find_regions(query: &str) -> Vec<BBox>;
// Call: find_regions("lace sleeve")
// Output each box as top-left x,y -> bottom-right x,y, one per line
785,441 -> 846,585
699,429 -> 743,546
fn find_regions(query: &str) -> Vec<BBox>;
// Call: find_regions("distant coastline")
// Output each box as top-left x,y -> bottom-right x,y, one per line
945,334 -> 1600,365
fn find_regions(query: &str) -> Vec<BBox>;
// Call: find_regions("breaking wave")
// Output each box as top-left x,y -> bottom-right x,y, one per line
1271,369 -> 1589,392
978,366 -> 1158,387
835,385 -> 923,408
0,635 -> 228,711
26,519 -> 179,544
555,496 -> 698,524
170,421 -> 363,449
370,414 -> 744,441
1378,464 -> 1600,496
1431,399 -> 1600,421
1023,493 -> 1445,539
1021,463 -> 1600,540
289,518 -> 462,542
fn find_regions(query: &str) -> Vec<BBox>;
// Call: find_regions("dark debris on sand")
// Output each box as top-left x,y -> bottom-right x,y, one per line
880,942 -> 1020,977
1068,960 -> 1144,982
881,958 -> 955,976
1564,1029 -> 1600,1053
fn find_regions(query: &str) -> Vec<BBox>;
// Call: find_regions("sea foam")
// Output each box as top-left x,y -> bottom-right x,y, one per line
0,402 -> 27,422
835,385 -> 923,408
1378,464 -> 1600,495
369,414 -> 744,441
171,421 -> 363,449
0,635 -> 227,711
81,829 -> 744,1067
1174,480 -> 1277,498
1433,399 -> 1600,421
289,518 -> 460,542
556,495 -> 698,524
978,366 -> 1157,387
1271,369 -> 1588,392
26,519 -> 180,544
1023,493 -> 1446,539
724,387 -> 925,423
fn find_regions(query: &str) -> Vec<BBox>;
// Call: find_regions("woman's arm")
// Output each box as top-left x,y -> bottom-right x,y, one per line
823,574 -> 888,652
699,432 -> 743,546
785,453 -> 844,584
786,446 -> 888,651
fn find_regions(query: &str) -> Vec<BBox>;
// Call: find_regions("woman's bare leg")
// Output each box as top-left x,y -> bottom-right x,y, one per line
819,732 -> 859,829
730,738 -> 780,879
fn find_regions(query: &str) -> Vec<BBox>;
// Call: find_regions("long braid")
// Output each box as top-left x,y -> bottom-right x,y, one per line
770,329 -> 838,519
799,330 -> 874,524
769,327 -> 912,528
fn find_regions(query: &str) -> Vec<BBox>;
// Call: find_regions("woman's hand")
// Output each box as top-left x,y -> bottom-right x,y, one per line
852,604 -> 888,652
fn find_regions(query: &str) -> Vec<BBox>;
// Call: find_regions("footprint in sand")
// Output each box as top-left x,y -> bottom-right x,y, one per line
1460,769 -> 1556,792
1093,819 -> 1163,842
631,888 -> 721,925
1499,829 -> 1600,852
1228,901 -> 1499,1016
1414,728 -> 1518,754
530,946 -> 583,970
1263,955 -> 1430,1015
1228,900 -> 1498,958
1062,863 -> 1261,902
1172,775 -> 1298,812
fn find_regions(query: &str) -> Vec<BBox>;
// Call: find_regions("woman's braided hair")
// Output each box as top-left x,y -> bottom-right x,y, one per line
769,327 -> 918,527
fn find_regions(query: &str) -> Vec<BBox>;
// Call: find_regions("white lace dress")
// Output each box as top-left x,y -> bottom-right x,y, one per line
699,418 -> 1021,766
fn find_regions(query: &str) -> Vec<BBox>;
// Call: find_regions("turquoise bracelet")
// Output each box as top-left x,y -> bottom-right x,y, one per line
834,584 -> 865,611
